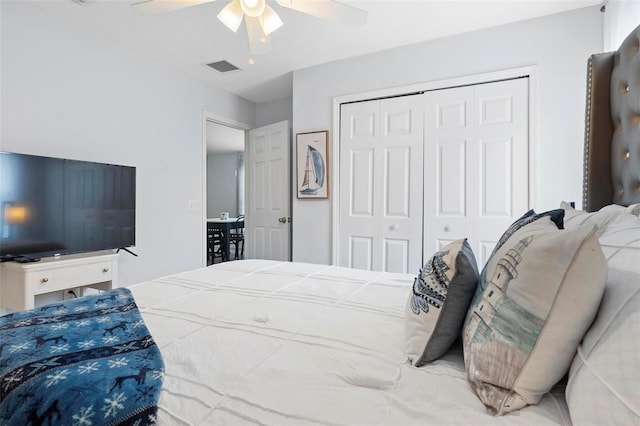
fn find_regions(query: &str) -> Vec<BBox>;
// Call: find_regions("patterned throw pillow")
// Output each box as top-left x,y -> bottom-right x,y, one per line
405,239 -> 479,366
462,217 -> 607,415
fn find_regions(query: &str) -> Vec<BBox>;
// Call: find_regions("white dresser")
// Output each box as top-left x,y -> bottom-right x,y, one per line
0,251 -> 118,311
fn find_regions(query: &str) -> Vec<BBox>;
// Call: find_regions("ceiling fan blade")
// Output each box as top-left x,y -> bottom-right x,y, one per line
246,16 -> 272,55
131,0 -> 216,14
275,0 -> 367,28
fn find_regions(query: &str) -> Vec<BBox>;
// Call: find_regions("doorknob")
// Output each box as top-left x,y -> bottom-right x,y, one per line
278,217 -> 287,224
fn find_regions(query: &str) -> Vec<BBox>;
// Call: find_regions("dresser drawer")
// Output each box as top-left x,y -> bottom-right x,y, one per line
28,262 -> 114,295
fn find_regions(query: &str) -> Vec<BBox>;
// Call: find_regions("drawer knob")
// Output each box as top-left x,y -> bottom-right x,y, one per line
41,277 -> 49,283
102,268 -> 109,273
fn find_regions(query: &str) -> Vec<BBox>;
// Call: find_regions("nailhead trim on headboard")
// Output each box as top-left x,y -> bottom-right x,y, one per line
582,56 -> 594,210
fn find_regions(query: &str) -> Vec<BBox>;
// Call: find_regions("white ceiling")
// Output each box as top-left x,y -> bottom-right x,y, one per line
31,0 -> 601,104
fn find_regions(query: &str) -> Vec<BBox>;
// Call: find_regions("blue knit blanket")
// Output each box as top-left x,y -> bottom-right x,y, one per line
0,288 -> 164,425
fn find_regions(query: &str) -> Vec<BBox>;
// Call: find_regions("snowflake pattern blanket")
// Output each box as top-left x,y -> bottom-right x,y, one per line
0,287 -> 164,425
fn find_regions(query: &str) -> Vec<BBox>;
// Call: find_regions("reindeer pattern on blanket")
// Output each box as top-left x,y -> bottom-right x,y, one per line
0,288 -> 164,426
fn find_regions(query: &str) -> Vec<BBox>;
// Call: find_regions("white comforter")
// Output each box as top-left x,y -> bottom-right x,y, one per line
130,260 -> 570,425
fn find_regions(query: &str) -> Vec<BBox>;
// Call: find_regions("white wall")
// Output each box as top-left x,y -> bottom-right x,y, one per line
604,0 -> 640,51
255,98 -> 293,128
291,6 -> 603,265
1,1 -> 256,285
207,153 -> 242,218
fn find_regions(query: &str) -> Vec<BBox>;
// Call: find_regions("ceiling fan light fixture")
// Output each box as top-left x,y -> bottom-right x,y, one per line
217,0 -> 244,32
259,5 -> 283,36
240,0 -> 266,18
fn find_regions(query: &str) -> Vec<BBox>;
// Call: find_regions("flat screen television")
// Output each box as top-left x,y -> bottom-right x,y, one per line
0,151 -> 136,259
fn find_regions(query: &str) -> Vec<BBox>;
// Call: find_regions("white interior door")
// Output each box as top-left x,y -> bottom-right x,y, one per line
247,120 -> 290,260
423,78 -> 529,266
338,95 -> 424,273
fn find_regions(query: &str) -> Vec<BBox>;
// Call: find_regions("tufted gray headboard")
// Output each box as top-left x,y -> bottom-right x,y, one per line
583,24 -> 640,211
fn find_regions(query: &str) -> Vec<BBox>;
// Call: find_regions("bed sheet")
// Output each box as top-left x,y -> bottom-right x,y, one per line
130,259 -> 571,425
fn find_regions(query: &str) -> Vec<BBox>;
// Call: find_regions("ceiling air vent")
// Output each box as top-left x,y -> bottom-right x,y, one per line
206,60 -> 241,74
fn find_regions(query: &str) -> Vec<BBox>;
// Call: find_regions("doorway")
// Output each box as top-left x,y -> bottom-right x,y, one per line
201,114 -> 291,266
206,121 -> 246,264
202,113 -> 251,267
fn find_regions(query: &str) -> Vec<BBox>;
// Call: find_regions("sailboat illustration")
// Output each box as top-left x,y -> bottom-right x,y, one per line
300,145 -> 325,195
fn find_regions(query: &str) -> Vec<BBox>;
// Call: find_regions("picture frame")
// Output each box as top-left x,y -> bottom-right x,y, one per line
296,131 -> 329,199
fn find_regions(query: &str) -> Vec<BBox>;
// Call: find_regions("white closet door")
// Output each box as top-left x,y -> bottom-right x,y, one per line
339,95 -> 424,273
424,78 -> 529,266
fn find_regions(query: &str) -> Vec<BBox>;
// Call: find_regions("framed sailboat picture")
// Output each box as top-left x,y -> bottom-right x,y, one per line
296,131 -> 329,199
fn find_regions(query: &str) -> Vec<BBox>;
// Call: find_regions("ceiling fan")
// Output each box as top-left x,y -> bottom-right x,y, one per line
131,0 -> 368,56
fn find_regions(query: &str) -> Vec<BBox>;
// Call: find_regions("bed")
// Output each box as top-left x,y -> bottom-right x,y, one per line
2,24 -> 639,426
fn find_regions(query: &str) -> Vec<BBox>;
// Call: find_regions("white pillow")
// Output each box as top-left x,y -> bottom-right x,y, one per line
560,201 -> 632,236
625,203 -> 640,216
565,213 -> 640,425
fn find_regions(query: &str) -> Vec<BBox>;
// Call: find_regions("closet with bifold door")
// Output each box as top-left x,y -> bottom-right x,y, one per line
338,77 -> 529,273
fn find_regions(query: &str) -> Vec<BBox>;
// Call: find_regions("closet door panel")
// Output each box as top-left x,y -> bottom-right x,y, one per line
379,96 -> 424,273
384,238 -> 409,273
438,100 -> 467,129
437,140 -> 466,216
350,236 -> 373,271
339,101 -> 380,270
424,86 -> 474,259
350,149 -> 374,216
384,147 -> 411,217
481,137 -> 513,216
425,78 -> 529,266
473,79 -> 529,266
339,95 -> 424,273
479,95 -> 513,125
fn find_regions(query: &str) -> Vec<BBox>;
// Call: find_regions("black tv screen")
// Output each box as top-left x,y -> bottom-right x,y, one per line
0,152 -> 136,258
